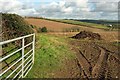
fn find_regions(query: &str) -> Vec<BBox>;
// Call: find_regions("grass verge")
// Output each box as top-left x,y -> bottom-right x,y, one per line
26,33 -> 75,78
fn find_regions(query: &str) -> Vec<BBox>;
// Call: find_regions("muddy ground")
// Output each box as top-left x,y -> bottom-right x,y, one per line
46,31 -> 120,79
70,40 -> 119,78
71,31 -> 102,40
45,32 -> 119,79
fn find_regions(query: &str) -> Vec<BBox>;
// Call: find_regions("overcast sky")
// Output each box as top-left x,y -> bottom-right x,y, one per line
0,0 -> 119,20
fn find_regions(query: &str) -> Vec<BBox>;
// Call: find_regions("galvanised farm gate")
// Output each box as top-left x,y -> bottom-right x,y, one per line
0,33 -> 35,79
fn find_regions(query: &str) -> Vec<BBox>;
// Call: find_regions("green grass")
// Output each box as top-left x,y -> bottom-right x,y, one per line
26,33 -> 75,78
1,43 -> 33,78
1,44 -> 21,78
2,44 -> 21,63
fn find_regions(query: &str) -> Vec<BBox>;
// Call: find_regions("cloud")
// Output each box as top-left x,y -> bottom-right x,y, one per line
0,0 -> 119,20
91,0 -> 118,20
0,0 -> 22,12
38,0 -> 92,18
92,1 -> 118,12
8,8 -> 39,16
89,0 -> 119,2
0,0 -> 39,16
37,0 -> 118,20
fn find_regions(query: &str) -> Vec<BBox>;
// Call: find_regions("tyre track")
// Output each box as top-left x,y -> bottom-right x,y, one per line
71,41 -> 119,79
96,45 -> 120,62
92,47 -> 109,78
74,48 -> 92,78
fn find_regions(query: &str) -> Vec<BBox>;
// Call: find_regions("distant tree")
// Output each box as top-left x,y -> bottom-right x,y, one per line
41,27 -> 48,32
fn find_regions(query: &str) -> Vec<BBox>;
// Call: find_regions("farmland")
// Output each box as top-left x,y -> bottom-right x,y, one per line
26,17 -> 120,30
1,0 -> 119,78
26,33 -> 119,78
25,18 -> 77,32
25,18 -> 119,78
26,18 -> 119,42
1,14 -> 119,79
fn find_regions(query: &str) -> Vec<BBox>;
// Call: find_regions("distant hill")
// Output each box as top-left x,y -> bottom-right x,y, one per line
72,19 -> 119,29
1,13 -> 34,41
76,20 -> 117,25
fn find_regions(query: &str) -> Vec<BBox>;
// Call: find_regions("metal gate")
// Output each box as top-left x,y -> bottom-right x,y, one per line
0,33 -> 35,79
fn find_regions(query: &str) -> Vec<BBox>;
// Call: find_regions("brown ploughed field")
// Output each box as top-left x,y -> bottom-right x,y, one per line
25,18 -> 76,32
26,18 -> 119,42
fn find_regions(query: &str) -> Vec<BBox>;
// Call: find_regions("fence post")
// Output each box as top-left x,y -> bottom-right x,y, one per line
22,38 -> 25,78
33,33 -> 35,64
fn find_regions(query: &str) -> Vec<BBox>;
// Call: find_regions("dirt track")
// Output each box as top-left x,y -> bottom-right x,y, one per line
74,48 -> 91,78
70,40 -> 119,79
92,47 -> 109,78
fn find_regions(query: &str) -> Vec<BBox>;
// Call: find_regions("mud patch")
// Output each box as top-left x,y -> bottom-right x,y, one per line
69,40 -> 119,79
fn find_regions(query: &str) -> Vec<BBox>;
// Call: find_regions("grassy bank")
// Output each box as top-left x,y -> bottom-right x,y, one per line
26,33 -> 76,78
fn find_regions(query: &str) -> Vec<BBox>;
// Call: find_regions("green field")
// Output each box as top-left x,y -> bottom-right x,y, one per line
26,33 -> 76,78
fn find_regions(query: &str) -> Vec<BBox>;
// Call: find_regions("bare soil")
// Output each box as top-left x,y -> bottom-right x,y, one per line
25,18 -> 76,32
70,40 -> 120,79
49,39 -> 119,79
